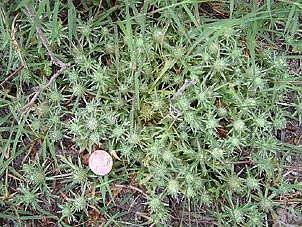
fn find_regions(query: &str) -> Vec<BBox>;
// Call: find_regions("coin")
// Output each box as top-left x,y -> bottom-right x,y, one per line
89,150 -> 113,176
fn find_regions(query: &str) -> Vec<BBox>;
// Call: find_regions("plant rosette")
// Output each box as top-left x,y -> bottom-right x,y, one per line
89,150 -> 113,176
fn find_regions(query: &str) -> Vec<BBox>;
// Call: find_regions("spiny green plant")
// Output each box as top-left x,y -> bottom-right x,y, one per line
58,156 -> 89,189
13,184 -> 41,211
22,160 -> 53,193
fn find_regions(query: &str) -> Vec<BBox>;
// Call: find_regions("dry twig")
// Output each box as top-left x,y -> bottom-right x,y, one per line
0,66 -> 24,87
170,80 -> 196,103
114,184 -> 150,199
159,79 -> 195,128
21,4 -> 69,112
113,204 -> 153,222
24,4 -> 66,67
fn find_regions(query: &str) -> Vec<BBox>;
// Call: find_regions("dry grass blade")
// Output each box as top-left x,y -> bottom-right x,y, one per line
10,13 -> 26,68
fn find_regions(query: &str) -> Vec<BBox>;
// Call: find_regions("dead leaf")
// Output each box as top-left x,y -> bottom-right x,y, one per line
81,152 -> 90,166
110,150 -> 121,161
59,191 -> 68,200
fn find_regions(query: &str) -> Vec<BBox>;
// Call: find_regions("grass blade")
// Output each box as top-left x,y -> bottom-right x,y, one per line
230,0 -> 234,18
51,0 -> 60,42
168,7 -> 188,40
26,0 -> 47,46
67,0 -> 76,42
182,4 -> 202,32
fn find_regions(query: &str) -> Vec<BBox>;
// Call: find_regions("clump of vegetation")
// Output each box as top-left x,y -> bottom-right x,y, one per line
1,0 -> 302,226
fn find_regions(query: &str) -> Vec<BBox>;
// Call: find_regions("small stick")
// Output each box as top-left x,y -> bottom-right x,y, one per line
22,66 -> 67,111
21,4 -> 69,112
168,105 -> 182,129
158,105 -> 182,129
24,4 -> 66,67
0,66 -> 24,86
223,160 -> 253,165
113,204 -> 153,222
171,215 -> 214,225
161,79 -> 195,128
114,184 -> 150,199
170,80 -> 196,103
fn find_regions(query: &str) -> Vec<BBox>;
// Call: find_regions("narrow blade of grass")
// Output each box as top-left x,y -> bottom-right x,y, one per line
230,0 -> 235,18
46,135 -> 58,166
26,0 -> 47,46
150,58 -> 176,91
0,144 -> 30,176
51,0 -> 60,42
267,0 -> 272,18
168,7 -> 188,40
67,0 -> 76,42
182,4 -> 202,32
102,211 -> 129,227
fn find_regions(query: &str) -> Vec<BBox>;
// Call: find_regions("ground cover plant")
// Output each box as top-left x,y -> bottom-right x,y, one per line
0,0 -> 302,226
